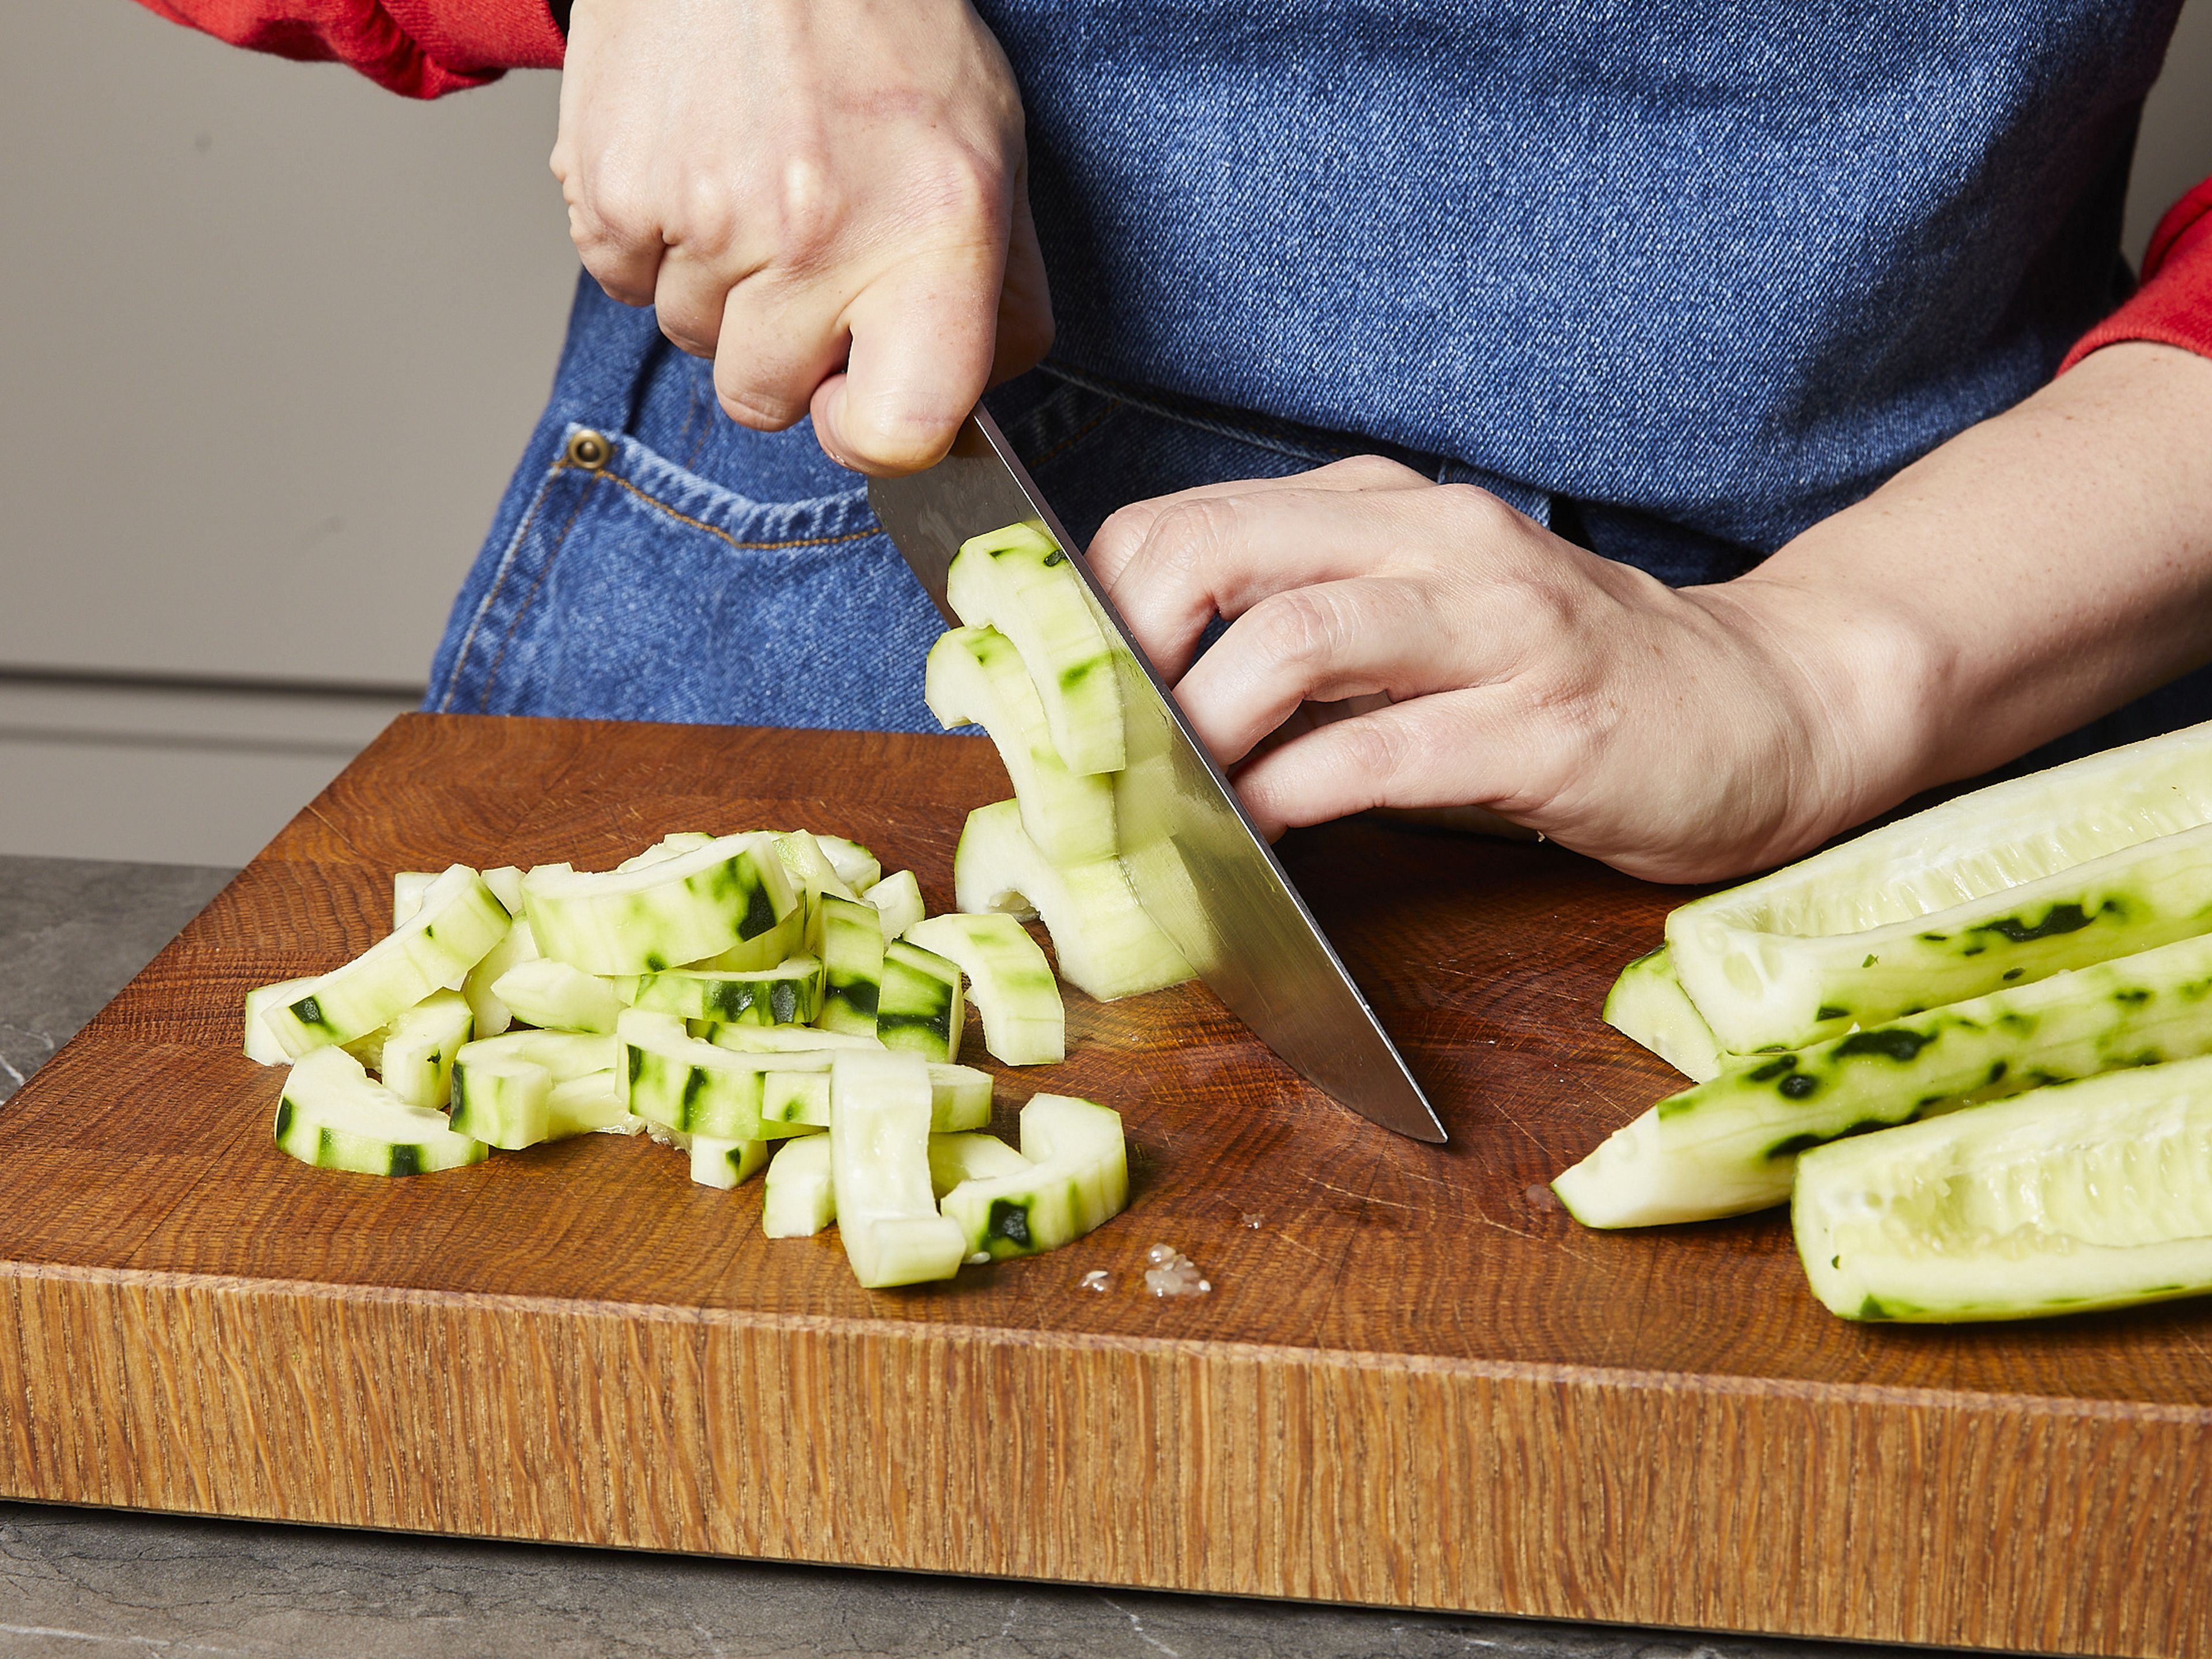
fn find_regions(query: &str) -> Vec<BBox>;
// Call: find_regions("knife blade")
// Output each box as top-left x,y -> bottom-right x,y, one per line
868,411 -> 1447,1143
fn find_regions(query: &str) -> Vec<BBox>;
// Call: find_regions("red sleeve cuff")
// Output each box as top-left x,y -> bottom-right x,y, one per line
2060,175 -> 2212,373
133,0 -> 563,99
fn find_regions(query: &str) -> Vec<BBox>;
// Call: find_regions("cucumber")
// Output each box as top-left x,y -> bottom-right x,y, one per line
244,977 -> 319,1065
1603,946 -> 1724,1082
523,832 -> 798,975
620,1009 -> 779,1139
774,831 -> 859,902
689,1134 -> 772,1190
862,870 -> 925,940
816,893 -> 885,1036
275,1046 -> 487,1176
375,987 -> 474,1109
617,832 -> 715,872
828,1049 -> 967,1287
620,956 -> 825,1026
448,1052 -> 551,1149
392,871 -> 437,928
710,1024 -> 882,1054
903,912 -> 1065,1065
490,957 -> 623,1033
759,1060 -> 992,1133
878,939 -> 964,1062
763,1134 -> 835,1237
1794,1054 -> 2212,1322
1667,722 -> 2212,1055
690,896 -> 811,974
461,914 -> 537,1038
452,1029 -> 619,1080
945,522 -> 1126,776
547,1069 -> 630,1137
939,1094 -> 1128,1261
955,800 -> 1192,1001
926,625 -> 1118,864
1558,928 -> 2212,1228
927,1130 -> 1028,1195
813,835 -> 882,893
266,865 -> 511,1057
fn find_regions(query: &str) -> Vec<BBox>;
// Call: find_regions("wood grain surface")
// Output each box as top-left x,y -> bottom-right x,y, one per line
2,713 -> 2207,1657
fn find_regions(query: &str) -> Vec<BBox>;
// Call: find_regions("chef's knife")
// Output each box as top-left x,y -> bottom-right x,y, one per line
868,410 -> 1447,1143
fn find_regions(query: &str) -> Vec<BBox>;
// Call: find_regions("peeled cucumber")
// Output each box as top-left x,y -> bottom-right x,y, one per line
926,625 -> 1118,864
491,957 -> 623,1034
945,522 -> 1125,776
878,938 -> 964,1062
275,1046 -> 487,1176
244,977 -> 318,1065
829,1049 -> 966,1287
1603,946 -> 1724,1083
1795,1055 -> 2212,1321
903,912 -> 1065,1065
940,1094 -> 1128,1260
689,1134 -> 772,1190
862,870 -> 925,940
956,800 -> 1192,1001
374,987 -> 474,1109
1668,721 -> 2212,1055
620,1009 -> 774,1140
763,1134 -> 835,1237
524,832 -> 797,975
757,1060 -> 992,1134
816,893 -> 885,1036
620,956 -> 825,1026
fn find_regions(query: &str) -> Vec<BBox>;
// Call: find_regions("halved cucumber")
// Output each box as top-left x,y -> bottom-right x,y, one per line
275,1046 -> 487,1176
945,522 -> 1125,776
689,1134 -> 772,1190
904,912 -> 1065,1065
523,831 -> 798,975
758,1060 -> 992,1134
491,957 -> 623,1034
939,1094 -> 1128,1261
829,1049 -> 967,1287
763,1134 -> 835,1237
816,893 -> 885,1036
1558,928 -> 2212,1228
1667,722 -> 2212,1054
1603,946 -> 1725,1083
862,870 -> 925,940
1795,1055 -> 2212,1321
878,938 -> 964,1062
955,800 -> 1192,1001
620,956 -> 825,1026
926,624 -> 1118,864
266,865 -> 511,1056
376,987 -> 474,1109
245,977 -> 319,1065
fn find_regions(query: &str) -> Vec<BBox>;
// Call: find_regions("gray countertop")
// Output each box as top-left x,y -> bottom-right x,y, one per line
0,855 -> 1902,1659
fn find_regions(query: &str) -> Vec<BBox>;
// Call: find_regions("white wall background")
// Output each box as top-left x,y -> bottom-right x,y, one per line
2,0 -> 2209,865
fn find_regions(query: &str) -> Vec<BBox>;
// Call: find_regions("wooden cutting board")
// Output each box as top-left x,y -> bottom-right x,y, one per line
2,713 -> 2205,1657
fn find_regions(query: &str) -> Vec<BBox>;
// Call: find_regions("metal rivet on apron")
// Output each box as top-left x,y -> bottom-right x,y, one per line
565,429 -> 611,470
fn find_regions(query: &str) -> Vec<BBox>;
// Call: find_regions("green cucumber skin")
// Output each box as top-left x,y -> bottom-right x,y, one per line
626,1043 -> 764,1141
877,940 -> 964,1063
1793,1058 -> 2212,1322
626,958 -> 825,1026
1560,930 -> 2212,1228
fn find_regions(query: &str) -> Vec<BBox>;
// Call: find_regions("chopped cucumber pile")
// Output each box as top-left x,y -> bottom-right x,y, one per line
243,820 -> 1134,1291
1558,719 -> 2212,1323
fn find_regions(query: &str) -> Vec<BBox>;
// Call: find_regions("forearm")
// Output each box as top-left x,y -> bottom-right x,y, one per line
1714,341 -> 2212,842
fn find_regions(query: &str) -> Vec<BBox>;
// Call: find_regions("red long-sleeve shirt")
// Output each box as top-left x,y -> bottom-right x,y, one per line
132,0 -> 2212,372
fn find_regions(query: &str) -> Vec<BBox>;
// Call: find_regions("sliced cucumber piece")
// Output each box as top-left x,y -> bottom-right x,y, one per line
1667,722 -> 2212,1055
1558,927 -> 2212,1228
245,977 -> 319,1066
878,939 -> 964,1062
690,896 -> 811,974
1603,946 -> 1725,1083
620,1008 -> 771,1140
1794,1055 -> 2212,1322
523,831 -> 798,976
392,872 -> 437,928
482,865 -> 526,916
862,870 -> 925,940
449,1051 -> 551,1149
763,1134 -> 835,1237
774,831 -> 859,902
710,1024 -> 882,1054
955,800 -> 1192,1002
904,912 -> 1065,1065
828,1049 -> 966,1287
547,1069 -> 630,1137
926,624 -> 1119,864
491,957 -> 624,1034
759,1060 -> 991,1133
461,914 -> 537,1039
376,987 -> 474,1109
617,832 -> 716,872
816,893 -> 885,1036
266,865 -> 511,1057
813,835 -> 882,894
945,522 -> 1125,776
453,1029 -> 619,1081
928,1130 -> 1028,1196
940,1094 -> 1128,1261
689,1134 -> 772,1190
620,956 -> 824,1026
275,1046 -> 486,1176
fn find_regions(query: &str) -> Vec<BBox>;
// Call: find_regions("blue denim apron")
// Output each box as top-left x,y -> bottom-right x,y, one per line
429,0 -> 2194,760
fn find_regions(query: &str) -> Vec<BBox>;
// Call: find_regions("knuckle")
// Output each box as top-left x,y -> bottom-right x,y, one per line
770,156 -> 849,266
1327,452 -> 1420,488
1246,587 -> 1344,672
